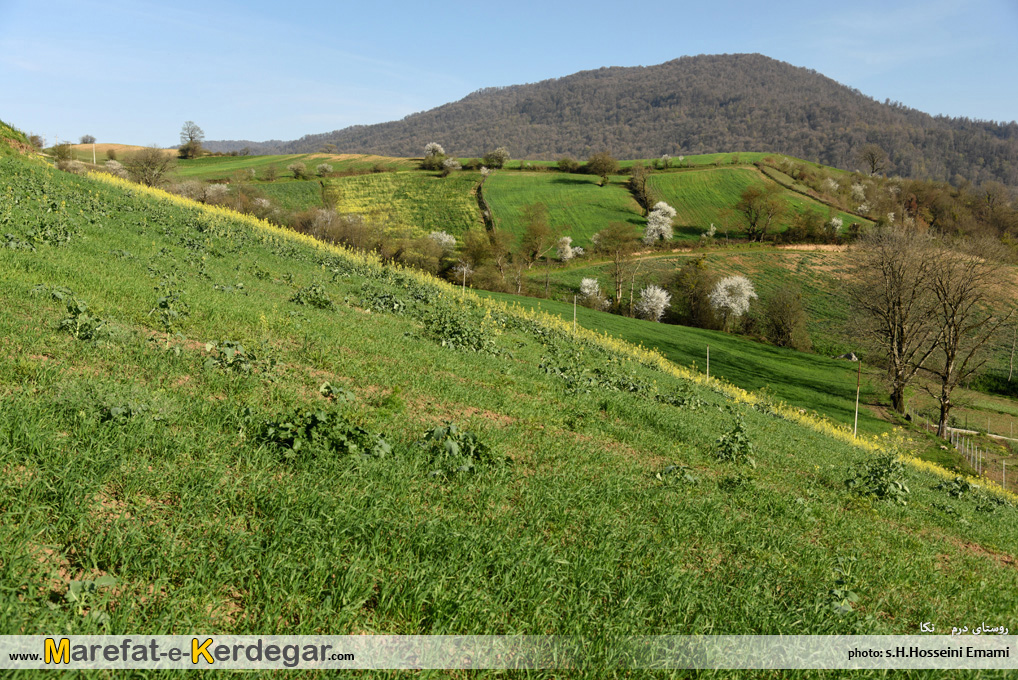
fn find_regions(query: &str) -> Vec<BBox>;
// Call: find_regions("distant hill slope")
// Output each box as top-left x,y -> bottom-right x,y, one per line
207,54 -> 1018,187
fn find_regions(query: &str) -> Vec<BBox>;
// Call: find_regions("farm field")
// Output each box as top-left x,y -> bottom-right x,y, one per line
326,170 -> 483,236
527,246 -> 855,355
483,172 -> 642,247
7,126 -> 1018,668
172,153 -> 415,181
647,167 -> 872,241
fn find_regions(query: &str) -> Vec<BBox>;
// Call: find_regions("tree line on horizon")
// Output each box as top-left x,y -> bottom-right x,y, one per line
204,54 -> 1018,189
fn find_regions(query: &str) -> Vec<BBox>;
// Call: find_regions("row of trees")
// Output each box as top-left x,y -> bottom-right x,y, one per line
851,227 -> 1013,436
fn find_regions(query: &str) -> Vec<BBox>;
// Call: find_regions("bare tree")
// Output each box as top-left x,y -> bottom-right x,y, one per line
79,134 -> 96,145
593,222 -> 638,308
858,144 -> 887,176
123,148 -> 176,186
924,239 -> 1014,436
734,184 -> 784,241
849,227 -> 941,414
179,121 -> 205,159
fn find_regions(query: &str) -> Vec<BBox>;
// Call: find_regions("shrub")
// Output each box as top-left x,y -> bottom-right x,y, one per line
52,144 -> 72,161
557,157 -> 580,173
103,159 -> 128,179
123,148 -> 176,187
287,162 -> 308,180
315,163 -> 333,177
709,275 -> 757,331
262,165 -> 278,181
428,230 -> 456,255
57,160 -> 86,175
557,236 -> 574,262
482,146 -> 510,169
764,287 -> 812,351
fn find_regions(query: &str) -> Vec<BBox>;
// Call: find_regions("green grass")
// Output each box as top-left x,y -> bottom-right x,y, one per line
173,153 -> 415,181
648,168 -> 871,241
484,172 -> 642,247
476,289 -> 887,437
327,170 -> 483,236
8,148 -> 1018,677
530,247 -> 855,355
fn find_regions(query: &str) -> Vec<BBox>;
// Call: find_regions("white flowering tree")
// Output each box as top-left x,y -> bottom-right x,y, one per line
557,236 -> 574,262
422,142 -> 446,170
579,277 -> 608,309
316,163 -> 333,176
643,201 -> 676,245
428,230 -> 456,255
635,284 -> 671,322
709,275 -> 757,330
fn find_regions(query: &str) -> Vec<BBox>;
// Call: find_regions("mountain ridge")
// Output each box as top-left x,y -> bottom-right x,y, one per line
206,54 -> 1018,186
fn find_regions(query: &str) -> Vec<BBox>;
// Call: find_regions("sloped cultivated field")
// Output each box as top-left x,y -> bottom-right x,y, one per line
483,172 -> 643,248
3,151 -> 1018,678
327,170 -> 483,236
648,168 -> 869,241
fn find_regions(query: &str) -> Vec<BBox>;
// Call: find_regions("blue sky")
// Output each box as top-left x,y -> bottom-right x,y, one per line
1,0 -> 1016,147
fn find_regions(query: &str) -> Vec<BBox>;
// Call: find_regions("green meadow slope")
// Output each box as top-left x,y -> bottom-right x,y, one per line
6,135 -> 1018,676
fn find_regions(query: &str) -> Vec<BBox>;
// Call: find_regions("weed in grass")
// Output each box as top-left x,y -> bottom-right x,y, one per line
319,381 -> 355,403
824,556 -> 860,615
63,575 -> 118,628
361,285 -> 407,314
151,279 -> 189,333
655,464 -> 698,487
655,388 -> 706,410
423,304 -> 498,353
416,422 -> 508,476
844,453 -> 910,505
3,232 -> 35,251
290,282 -> 334,309
258,407 -> 391,461
58,298 -> 111,341
934,476 -> 974,498
716,416 -> 756,467
203,340 -> 275,375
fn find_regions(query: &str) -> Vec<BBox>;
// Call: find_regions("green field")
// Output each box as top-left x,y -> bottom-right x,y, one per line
8,134 -> 1018,676
484,172 -> 642,246
328,170 -> 483,236
173,153 -> 415,181
648,167 -> 871,240
528,247 -> 855,354
477,289 -> 886,436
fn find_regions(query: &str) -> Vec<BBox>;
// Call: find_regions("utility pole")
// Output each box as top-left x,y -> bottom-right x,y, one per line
854,360 -> 862,438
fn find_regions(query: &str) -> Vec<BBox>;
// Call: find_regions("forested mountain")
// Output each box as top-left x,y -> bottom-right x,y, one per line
207,54 -> 1018,187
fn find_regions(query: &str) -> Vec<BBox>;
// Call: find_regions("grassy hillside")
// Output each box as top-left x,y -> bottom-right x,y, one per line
477,289 -> 886,437
6,150 -> 1018,674
648,167 -> 871,241
484,172 -> 642,247
173,153 -> 416,181
528,247 -> 854,354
